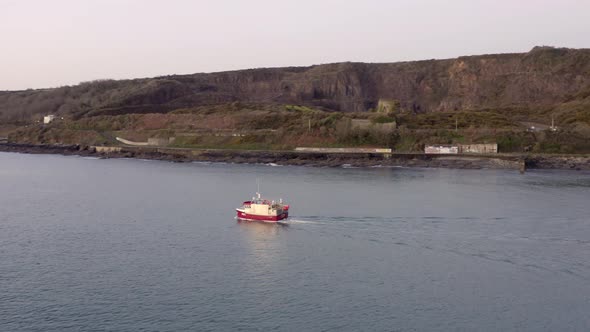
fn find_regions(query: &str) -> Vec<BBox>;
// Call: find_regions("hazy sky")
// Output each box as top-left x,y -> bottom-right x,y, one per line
1,0 -> 588,90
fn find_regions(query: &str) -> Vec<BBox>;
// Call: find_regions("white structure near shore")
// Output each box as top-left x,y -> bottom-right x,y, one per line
459,144 -> 498,154
43,115 -> 56,124
425,145 -> 459,154
425,144 -> 498,154
295,147 -> 392,153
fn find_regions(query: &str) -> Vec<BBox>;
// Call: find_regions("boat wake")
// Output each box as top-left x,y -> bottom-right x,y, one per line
285,215 -> 365,225
285,219 -> 322,224
286,215 -> 415,227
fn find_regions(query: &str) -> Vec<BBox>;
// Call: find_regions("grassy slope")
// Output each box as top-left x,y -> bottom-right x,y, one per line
5,97 -> 590,153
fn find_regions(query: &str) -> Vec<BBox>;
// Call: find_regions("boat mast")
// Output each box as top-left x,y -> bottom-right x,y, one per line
256,178 -> 261,199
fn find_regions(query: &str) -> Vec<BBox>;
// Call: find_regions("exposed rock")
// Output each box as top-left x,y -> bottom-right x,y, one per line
1,47 -> 589,120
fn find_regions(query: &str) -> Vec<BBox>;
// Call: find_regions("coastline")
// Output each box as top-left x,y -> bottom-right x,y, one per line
1,143 -> 589,170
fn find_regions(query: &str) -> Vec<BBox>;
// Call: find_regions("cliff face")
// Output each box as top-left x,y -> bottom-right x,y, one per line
1,46 -> 589,121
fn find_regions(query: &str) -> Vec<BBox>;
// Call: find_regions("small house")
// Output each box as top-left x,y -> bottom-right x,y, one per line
43,115 -> 56,124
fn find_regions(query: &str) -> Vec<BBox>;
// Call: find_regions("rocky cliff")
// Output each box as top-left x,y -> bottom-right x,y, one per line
1,46 -> 589,121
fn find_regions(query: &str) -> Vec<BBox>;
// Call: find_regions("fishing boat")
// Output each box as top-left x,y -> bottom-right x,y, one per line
236,192 -> 289,222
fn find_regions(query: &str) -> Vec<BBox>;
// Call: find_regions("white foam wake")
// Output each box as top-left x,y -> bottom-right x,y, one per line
285,219 -> 320,224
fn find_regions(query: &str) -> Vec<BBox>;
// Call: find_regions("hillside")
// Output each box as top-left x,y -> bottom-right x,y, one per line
1,46 -> 590,153
1,46 -> 589,120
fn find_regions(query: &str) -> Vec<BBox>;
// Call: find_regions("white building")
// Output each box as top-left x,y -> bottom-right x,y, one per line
458,144 -> 498,154
43,115 -> 56,124
425,145 -> 459,154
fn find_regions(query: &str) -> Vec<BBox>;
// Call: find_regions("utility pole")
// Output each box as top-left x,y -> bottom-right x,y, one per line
308,118 -> 311,133
455,117 -> 458,132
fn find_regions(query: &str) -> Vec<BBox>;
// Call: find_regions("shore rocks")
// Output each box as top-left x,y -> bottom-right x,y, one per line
1,143 -> 589,170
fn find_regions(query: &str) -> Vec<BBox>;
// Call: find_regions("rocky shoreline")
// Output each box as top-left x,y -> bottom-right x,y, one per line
1,143 -> 589,170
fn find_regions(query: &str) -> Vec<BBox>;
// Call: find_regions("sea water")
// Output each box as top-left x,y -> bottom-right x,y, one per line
1,152 -> 589,331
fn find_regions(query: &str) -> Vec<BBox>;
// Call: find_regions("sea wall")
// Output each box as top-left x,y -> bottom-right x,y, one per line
294,147 -> 392,153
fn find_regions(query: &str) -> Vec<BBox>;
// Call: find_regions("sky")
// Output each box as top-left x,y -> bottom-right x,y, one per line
0,0 -> 588,90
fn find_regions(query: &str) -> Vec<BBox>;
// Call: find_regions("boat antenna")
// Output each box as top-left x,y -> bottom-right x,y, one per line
256,178 -> 261,198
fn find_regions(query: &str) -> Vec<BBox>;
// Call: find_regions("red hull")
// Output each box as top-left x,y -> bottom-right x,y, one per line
236,210 -> 289,222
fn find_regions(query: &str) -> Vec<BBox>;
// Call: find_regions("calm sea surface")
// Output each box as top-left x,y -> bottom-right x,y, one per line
1,152 -> 589,331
